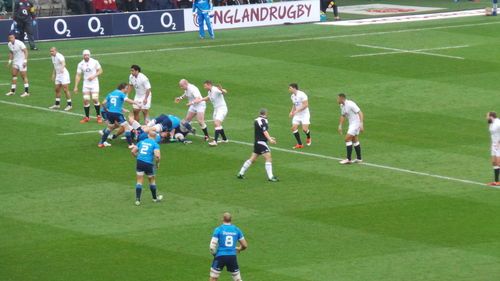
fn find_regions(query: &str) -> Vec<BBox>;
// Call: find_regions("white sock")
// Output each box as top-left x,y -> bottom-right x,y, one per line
265,162 -> 273,179
239,160 -> 252,175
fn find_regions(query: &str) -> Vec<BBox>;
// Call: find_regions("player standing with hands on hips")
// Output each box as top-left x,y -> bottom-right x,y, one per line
193,0 -> 214,39
13,0 -> 38,50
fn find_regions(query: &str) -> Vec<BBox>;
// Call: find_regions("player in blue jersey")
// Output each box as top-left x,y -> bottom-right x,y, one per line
192,0 -> 214,39
131,130 -> 162,206
209,213 -> 247,281
98,83 -> 139,148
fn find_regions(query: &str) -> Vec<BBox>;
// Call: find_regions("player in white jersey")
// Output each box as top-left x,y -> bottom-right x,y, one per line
200,80 -> 228,146
128,65 -> 152,122
487,111 -> 500,186
5,34 -> 30,97
74,50 -> 103,123
174,79 -> 211,140
337,93 -> 364,164
48,47 -> 72,111
288,83 -> 311,149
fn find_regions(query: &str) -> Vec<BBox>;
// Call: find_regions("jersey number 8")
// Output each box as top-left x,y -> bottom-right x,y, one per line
224,236 -> 233,247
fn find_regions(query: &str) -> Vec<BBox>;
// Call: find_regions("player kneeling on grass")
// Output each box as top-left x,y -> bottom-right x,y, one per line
487,111 -> 500,186
131,130 -> 162,206
337,93 -> 364,164
209,213 -> 247,281
237,108 -> 279,182
98,83 -> 139,148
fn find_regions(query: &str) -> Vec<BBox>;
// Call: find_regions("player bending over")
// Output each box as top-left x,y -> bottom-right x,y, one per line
131,130 -> 162,206
237,108 -> 279,182
337,93 -> 364,164
209,213 -> 247,281
98,83 -> 139,148
175,79 -> 211,141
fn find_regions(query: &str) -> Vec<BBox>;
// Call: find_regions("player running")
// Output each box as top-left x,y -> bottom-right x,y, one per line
131,130 -> 163,206
5,33 -> 30,97
98,83 -> 139,148
487,111 -> 500,186
200,80 -> 228,146
128,65 -> 152,122
237,108 -> 279,182
337,93 -> 364,164
175,79 -> 211,141
49,47 -> 72,111
192,0 -> 214,39
209,213 -> 247,281
74,50 -> 103,123
288,83 -> 311,149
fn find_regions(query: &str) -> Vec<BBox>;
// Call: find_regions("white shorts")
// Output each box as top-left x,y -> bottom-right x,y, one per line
213,106 -> 228,122
13,62 -> 27,72
292,113 -> 310,125
188,102 -> 206,113
492,144 -> 500,157
347,123 -> 361,136
83,83 -> 99,93
55,71 -> 70,85
133,95 -> 152,110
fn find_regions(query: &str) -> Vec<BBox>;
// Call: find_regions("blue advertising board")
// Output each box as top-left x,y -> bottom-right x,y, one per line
0,9 -> 185,43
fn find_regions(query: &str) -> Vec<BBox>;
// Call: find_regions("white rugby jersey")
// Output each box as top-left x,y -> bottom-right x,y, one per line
291,90 -> 309,115
52,52 -> 67,73
490,118 -> 500,144
8,40 -> 26,64
184,83 -> 203,103
208,86 -> 227,108
340,99 -> 361,124
129,72 -> 151,98
77,58 -> 101,84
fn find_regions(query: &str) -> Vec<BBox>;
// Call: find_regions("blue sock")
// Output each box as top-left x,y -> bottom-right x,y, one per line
125,131 -> 133,145
150,184 -> 157,199
183,122 -> 193,131
100,129 -> 110,144
135,184 -> 142,201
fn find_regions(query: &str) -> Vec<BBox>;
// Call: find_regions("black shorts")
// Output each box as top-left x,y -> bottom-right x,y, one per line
136,160 -> 155,176
101,110 -> 108,121
211,255 -> 239,273
107,112 -> 126,125
253,141 -> 270,155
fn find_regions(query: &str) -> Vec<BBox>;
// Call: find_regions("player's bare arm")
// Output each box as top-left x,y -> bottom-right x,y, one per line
143,88 -> 151,104
294,100 -> 309,115
236,238 -> 247,253
22,48 -> 28,67
338,115 -> 346,135
73,72 -> 81,94
60,60 -> 66,74
192,96 -> 203,105
264,131 -> 276,144
131,146 -> 139,157
358,111 -> 364,132
217,84 -> 228,94
52,68 -> 56,81
289,104 -> 296,118
154,149 -> 161,169
174,93 -> 186,103
88,67 -> 103,81
7,51 -> 13,66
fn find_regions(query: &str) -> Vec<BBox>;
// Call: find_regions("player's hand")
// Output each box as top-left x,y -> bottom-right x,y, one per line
52,75 -> 55,82
289,111 -> 294,118
217,84 -> 223,91
143,97 -> 148,105
236,247 -> 242,254
359,125 -> 364,132
337,128 -> 343,135
23,62 -> 26,67
185,102 -> 191,107
87,76 -> 94,81
269,137 -> 276,144
174,97 -> 181,103
73,87 -> 78,94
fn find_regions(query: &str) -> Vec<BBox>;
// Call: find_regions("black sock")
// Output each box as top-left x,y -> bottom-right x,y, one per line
305,130 -> 311,139
214,130 -> 220,142
55,99 -> 60,106
84,106 -> 90,118
346,144 -> 353,160
495,168 -> 499,182
136,185 -> 142,201
202,127 -> 209,137
67,100 -> 72,106
25,86 -> 29,93
94,104 -> 100,116
333,4 -> 338,16
220,129 -> 227,140
293,131 -> 302,145
354,144 -> 362,160
150,184 -> 157,200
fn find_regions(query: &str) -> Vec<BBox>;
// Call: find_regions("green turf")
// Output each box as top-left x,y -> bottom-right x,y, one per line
2,12 -> 500,281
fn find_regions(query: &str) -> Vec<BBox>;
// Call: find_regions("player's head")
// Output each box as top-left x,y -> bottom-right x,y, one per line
7,33 -> 15,43
179,79 -> 189,90
82,49 -> 91,61
487,111 -> 497,123
117,82 -> 128,92
337,93 -> 346,104
222,212 -> 232,224
130,65 -> 141,77
148,130 -> 157,140
288,83 -> 299,94
259,108 -> 267,117
203,80 -> 213,91
49,47 -> 57,57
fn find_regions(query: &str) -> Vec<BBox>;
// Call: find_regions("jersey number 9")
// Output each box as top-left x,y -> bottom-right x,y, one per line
110,97 -> 117,107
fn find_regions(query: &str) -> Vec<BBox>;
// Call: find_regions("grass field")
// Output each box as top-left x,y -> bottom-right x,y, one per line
2,7 -> 500,281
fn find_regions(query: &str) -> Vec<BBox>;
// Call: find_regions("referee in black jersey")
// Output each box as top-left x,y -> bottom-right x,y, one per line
13,0 -> 38,50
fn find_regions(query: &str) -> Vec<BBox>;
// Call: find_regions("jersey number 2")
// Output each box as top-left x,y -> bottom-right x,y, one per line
140,143 -> 151,155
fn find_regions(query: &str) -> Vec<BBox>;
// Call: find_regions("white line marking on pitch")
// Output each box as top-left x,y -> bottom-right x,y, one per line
352,44 -> 468,59
24,21 -> 499,62
58,130 -> 101,136
0,92 -> 490,188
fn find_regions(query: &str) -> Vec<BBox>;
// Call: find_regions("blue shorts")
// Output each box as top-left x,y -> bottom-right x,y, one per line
107,112 -> 126,125
136,160 -> 155,176
211,255 -> 239,273
101,110 -> 108,121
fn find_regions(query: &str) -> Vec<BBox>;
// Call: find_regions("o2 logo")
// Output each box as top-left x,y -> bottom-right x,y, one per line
88,17 -> 105,35
160,12 -> 177,30
128,14 -> 144,32
54,19 -> 71,37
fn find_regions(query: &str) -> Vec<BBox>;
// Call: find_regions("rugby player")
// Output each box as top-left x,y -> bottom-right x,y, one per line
487,111 -> 500,186
200,80 -> 228,146
5,33 -> 30,97
288,83 -> 311,149
74,50 -> 103,123
48,47 -> 72,111
175,79 -> 211,140
128,65 -> 152,122
337,93 -> 364,164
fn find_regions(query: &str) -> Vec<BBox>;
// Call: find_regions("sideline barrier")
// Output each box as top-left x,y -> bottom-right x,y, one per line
0,1 -> 319,43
